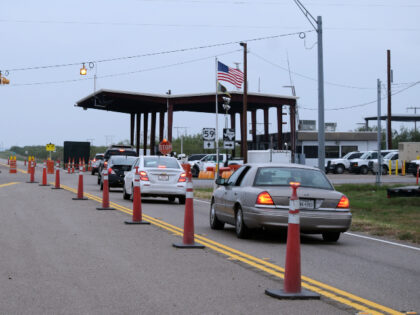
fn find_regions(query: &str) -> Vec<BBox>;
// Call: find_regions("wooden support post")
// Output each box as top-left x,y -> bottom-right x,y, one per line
143,113 -> 149,156
159,111 -> 165,142
251,110 -> 257,149
150,112 -> 156,155
130,113 -> 135,146
230,112 -> 236,158
168,101 -> 173,143
136,113 -> 141,155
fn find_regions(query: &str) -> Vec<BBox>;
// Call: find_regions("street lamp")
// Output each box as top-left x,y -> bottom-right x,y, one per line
80,63 -> 87,75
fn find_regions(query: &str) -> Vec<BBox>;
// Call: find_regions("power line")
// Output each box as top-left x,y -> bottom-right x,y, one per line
2,30 -> 313,73
300,81 -> 420,111
6,49 -> 241,87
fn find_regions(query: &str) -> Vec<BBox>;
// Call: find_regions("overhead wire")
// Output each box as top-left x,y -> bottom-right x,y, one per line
3,30 -> 313,73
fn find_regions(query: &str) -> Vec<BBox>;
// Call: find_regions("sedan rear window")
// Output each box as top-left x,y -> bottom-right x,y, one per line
254,167 -> 333,190
144,157 -> 181,169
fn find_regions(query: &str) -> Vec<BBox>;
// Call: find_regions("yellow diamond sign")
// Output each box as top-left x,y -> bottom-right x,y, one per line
46,143 -> 55,152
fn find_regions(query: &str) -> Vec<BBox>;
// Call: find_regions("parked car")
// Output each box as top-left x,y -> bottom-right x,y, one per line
91,153 -> 104,175
210,163 -> 351,242
97,145 -> 137,184
407,160 -> 420,177
325,151 -> 364,174
349,150 -> 397,174
195,153 -> 243,175
123,156 -> 187,204
99,156 -> 137,190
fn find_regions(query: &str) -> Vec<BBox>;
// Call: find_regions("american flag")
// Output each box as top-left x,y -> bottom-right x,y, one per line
217,61 -> 244,89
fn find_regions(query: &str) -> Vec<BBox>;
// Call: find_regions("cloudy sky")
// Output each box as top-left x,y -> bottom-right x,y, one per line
1,0 -> 419,149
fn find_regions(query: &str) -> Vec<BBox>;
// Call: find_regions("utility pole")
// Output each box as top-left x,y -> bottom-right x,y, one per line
376,79 -> 382,185
240,42 -> 248,164
293,0 -> 325,171
387,50 -> 392,149
407,107 -> 420,132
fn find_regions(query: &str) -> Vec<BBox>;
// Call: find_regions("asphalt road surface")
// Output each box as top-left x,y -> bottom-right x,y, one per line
1,160 -> 419,314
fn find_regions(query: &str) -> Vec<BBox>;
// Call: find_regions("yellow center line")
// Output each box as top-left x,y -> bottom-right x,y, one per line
0,182 -> 20,188
57,183 -> 402,315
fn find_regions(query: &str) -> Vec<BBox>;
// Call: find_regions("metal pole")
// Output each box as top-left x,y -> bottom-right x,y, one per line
215,58 -> 220,178
376,79 -> 382,185
240,42 -> 248,164
317,16 -> 325,172
387,50 -> 392,149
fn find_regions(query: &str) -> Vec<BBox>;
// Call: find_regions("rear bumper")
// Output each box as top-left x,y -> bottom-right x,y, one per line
140,183 -> 186,197
243,208 -> 352,233
108,174 -> 125,187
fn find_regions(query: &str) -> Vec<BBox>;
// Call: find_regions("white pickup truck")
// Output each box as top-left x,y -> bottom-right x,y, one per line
349,150 -> 397,174
371,151 -> 402,174
325,151 -> 363,174
191,154 -> 243,177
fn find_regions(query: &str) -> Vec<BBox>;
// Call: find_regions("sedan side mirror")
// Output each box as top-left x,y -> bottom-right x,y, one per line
215,178 -> 226,185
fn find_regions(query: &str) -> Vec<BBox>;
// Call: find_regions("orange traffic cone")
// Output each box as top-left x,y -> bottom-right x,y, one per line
52,161 -> 63,190
173,170 -> 204,248
125,168 -> 149,224
39,161 -> 50,186
265,182 -> 319,299
72,165 -> 87,200
97,168 -> 115,211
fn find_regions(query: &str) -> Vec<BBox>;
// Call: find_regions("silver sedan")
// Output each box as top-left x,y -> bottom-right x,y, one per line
123,156 -> 187,204
210,163 -> 351,242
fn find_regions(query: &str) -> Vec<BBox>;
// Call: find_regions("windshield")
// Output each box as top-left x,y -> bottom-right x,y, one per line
359,152 -> 371,159
109,156 -> 137,165
105,149 -> 137,159
383,152 -> 395,159
343,152 -> 362,159
254,167 -> 333,190
143,157 -> 181,169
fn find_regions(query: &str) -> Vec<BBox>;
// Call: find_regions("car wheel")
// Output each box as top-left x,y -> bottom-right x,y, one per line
123,185 -> 130,200
381,165 -> 388,175
178,196 -> 186,204
91,170 -> 94,175
168,196 -> 175,203
335,165 -> 344,174
360,166 -> 368,175
210,200 -> 224,230
192,166 -> 199,178
235,206 -> 250,239
322,232 -> 340,242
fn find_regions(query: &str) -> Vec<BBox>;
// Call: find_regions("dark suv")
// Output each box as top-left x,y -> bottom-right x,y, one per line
97,145 -> 137,184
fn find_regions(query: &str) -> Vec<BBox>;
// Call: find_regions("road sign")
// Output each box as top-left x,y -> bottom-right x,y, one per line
46,143 -> 55,152
202,128 -> 216,141
203,141 -> 215,149
159,139 -> 172,155
223,128 -> 235,141
224,141 -> 234,149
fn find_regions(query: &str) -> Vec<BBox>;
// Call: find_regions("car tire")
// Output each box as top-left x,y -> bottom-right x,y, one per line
322,232 -> 340,242
178,196 -> 186,204
168,196 -> 175,203
123,185 -> 131,200
335,165 -> 344,174
381,165 -> 388,175
192,166 -> 199,178
210,200 -> 224,230
360,166 -> 368,175
235,206 -> 250,239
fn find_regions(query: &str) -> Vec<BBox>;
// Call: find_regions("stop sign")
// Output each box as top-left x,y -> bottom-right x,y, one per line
159,139 -> 172,155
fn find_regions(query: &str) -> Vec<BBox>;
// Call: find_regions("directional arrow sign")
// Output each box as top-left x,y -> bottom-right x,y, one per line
203,141 -> 215,149
224,141 -> 234,149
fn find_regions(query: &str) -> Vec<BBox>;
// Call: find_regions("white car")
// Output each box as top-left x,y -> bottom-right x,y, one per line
371,151 -> 402,174
123,156 -> 187,204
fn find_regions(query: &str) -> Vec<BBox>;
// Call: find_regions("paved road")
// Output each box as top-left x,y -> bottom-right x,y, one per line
1,161 -> 419,314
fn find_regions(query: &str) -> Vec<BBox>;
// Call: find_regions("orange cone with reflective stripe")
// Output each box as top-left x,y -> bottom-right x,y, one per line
125,167 -> 149,224
52,161 -> 63,190
72,164 -> 87,200
97,167 -> 115,211
173,170 -> 204,249
39,161 -> 50,186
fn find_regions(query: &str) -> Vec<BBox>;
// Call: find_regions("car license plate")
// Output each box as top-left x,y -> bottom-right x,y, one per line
299,199 -> 314,209
158,175 -> 169,181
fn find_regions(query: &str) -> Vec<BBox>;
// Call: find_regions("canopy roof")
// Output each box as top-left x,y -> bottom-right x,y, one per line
75,89 -> 297,114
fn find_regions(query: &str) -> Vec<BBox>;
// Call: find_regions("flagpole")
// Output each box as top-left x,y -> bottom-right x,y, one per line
215,57 -> 220,179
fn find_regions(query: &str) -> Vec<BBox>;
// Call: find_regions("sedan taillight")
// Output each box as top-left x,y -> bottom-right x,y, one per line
139,171 -> 149,181
256,191 -> 274,205
178,172 -> 187,182
337,195 -> 350,208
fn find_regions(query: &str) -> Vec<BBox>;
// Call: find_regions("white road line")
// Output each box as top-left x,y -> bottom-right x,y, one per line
345,232 -> 420,251
193,198 -> 420,252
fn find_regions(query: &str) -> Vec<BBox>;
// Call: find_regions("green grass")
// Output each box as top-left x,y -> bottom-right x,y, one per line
335,184 -> 420,244
195,184 -> 420,244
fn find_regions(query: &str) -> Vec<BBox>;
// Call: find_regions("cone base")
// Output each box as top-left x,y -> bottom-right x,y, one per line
39,184 -> 51,186
26,181 -> 39,184
265,289 -> 320,300
51,187 -> 63,190
97,207 -> 115,211
172,243 -> 205,249
124,220 -> 150,225
72,197 -> 88,200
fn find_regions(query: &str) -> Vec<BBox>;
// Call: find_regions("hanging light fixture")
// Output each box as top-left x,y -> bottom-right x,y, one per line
80,63 -> 87,75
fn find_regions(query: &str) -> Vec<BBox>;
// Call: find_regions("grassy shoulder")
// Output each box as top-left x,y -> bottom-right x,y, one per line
194,184 -> 420,244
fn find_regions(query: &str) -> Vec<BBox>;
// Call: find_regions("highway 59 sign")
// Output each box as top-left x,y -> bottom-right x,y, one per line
202,128 -> 216,141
